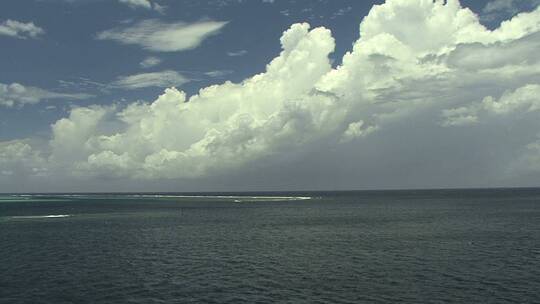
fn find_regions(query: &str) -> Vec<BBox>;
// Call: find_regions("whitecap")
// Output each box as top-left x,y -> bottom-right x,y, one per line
125,195 -> 313,201
10,214 -> 72,219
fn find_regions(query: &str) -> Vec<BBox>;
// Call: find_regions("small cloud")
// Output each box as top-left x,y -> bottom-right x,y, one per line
204,70 -> 233,78
0,82 -> 92,108
153,2 -> 166,14
341,121 -> 378,143
140,56 -> 162,68
112,70 -> 189,89
440,106 -> 479,127
331,6 -> 353,19
117,0 -> 165,12
118,0 -> 152,9
227,50 -> 247,57
97,19 -> 228,52
0,19 -> 45,39
58,77 -> 110,93
481,0 -> 540,21
483,0 -> 519,14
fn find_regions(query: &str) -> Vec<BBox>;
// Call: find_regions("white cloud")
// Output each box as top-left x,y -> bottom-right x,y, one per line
482,84 -> 540,113
139,56 -> 162,68
441,84 -> 540,126
341,121 -> 378,142
118,0 -> 151,9
204,70 -> 233,78
112,70 -> 189,89
441,106 -> 479,127
49,106 -> 113,167
3,0 -> 540,187
0,82 -> 92,107
0,140 -> 47,177
96,19 -> 228,52
118,0 -> 166,13
0,19 -> 44,39
49,22 -> 338,178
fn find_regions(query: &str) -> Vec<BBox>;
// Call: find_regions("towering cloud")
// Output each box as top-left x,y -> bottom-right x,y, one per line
2,0 -> 540,188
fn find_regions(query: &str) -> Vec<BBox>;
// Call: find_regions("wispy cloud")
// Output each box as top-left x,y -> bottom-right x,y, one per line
58,77 -> 110,93
481,0 -> 540,21
483,0 -> 520,15
204,70 -> 233,78
96,19 -> 228,52
227,50 -> 247,57
0,20 -> 45,39
113,70 -> 189,89
0,82 -> 92,107
331,6 -> 353,19
140,56 -> 162,68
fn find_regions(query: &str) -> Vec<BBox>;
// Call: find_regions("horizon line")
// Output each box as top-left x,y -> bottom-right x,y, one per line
2,186 -> 540,195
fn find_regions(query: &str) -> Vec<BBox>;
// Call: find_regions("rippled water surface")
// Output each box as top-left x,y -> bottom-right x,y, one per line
1,189 -> 539,303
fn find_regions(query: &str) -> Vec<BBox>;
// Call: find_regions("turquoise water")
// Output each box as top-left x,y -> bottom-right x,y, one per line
1,189 -> 539,303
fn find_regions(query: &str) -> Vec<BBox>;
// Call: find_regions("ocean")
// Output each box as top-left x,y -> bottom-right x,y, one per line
1,189 -> 539,303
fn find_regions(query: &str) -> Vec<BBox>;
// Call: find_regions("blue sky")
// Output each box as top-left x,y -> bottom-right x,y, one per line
1,0 -> 376,140
1,0 -> 540,192
0,0 -> 510,140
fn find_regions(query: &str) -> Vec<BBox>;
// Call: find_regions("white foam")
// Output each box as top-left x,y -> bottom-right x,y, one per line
127,195 -> 313,201
11,214 -> 71,219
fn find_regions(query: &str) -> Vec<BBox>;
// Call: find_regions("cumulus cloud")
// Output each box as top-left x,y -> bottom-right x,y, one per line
441,84 -> 540,126
441,107 -> 479,127
341,121 -> 378,143
139,56 -> 162,68
96,19 -> 228,52
0,82 -> 93,107
0,140 -> 47,177
3,0 -> 540,188
75,22 -> 338,178
0,19 -> 44,39
112,70 -> 189,89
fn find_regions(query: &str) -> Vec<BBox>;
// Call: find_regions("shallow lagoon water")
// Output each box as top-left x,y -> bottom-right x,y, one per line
1,189 -> 539,303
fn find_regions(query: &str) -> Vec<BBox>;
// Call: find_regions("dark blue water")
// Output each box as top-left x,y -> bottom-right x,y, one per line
1,189 -> 539,303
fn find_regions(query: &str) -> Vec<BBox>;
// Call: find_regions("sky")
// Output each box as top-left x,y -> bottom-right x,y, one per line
1,0 -> 540,192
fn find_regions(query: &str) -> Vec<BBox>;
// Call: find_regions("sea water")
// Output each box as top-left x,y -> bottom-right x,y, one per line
1,189 -> 539,303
